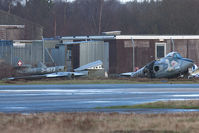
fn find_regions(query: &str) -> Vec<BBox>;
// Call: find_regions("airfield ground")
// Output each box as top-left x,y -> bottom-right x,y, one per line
97,100 -> 199,109
1,79 -> 199,133
1,100 -> 199,133
1,111 -> 199,133
1,77 -> 199,85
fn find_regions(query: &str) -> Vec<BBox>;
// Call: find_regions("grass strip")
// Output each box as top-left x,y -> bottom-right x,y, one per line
96,100 -> 199,109
0,112 -> 199,133
1,78 -> 199,85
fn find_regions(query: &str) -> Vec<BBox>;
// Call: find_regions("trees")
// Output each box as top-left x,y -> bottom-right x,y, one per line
1,0 -> 199,36
24,0 -> 54,36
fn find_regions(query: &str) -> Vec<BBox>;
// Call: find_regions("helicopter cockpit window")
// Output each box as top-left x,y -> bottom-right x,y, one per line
173,53 -> 177,58
175,53 -> 182,58
173,53 -> 182,58
166,52 -> 174,57
166,52 -> 182,58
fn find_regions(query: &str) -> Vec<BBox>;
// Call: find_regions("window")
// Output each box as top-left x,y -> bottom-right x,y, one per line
155,43 -> 166,59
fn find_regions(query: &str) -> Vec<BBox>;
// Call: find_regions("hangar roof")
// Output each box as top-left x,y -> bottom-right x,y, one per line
116,35 -> 199,40
61,35 -> 199,40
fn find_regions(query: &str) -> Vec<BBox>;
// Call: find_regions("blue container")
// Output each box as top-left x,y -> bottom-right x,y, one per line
0,40 -> 13,46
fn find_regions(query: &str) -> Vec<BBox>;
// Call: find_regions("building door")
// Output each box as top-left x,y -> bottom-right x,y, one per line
155,43 -> 166,59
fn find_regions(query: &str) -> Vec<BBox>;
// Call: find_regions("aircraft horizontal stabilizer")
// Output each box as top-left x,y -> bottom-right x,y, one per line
120,72 -> 135,77
74,60 -> 103,72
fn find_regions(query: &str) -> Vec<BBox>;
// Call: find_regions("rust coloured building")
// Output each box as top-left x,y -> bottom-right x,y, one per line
61,35 -> 199,75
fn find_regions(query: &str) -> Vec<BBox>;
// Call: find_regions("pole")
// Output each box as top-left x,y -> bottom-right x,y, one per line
42,37 -> 45,64
54,11 -> 57,37
170,37 -> 175,51
31,41 -> 32,65
10,42 -> 13,65
131,37 -> 135,72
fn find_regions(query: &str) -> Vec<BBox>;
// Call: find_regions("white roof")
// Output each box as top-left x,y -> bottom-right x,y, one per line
0,25 -> 25,28
61,36 -> 115,40
61,35 -> 199,40
116,35 -> 199,40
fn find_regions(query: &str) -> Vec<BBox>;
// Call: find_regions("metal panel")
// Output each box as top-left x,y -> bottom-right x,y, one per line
12,40 -> 43,66
30,41 -> 43,66
166,39 -> 172,54
0,40 -> 13,64
108,40 -> 117,74
116,35 -> 199,40
109,39 -> 155,74
44,39 -> 60,49
72,44 -> 80,69
187,40 -> 199,66
51,45 -> 65,66
104,42 -> 109,72
116,39 -> 133,74
174,40 -> 187,58
79,41 -> 109,72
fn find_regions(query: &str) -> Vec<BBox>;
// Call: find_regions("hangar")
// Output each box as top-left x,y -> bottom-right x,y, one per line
61,35 -> 199,75
1,35 -> 199,77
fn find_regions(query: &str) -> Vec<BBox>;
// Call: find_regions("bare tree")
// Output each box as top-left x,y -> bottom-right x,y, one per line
4,0 -> 199,36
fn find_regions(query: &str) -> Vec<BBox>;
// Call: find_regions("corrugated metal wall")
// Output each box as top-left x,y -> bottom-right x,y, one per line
115,39 -> 133,73
31,41 -> 43,66
13,43 -> 31,65
108,39 -> 155,74
72,44 -> 80,69
134,40 -> 155,69
187,40 -> 199,66
44,39 -> 63,66
0,40 -> 13,64
172,40 -> 188,58
1,37 -> 199,75
44,39 -> 60,49
51,45 -> 65,66
108,40 -> 117,74
79,41 -> 109,72
111,39 -> 199,74
12,41 -> 43,66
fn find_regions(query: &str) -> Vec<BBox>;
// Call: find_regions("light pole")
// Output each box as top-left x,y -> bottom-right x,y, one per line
42,36 -> 45,64
131,37 -> 135,72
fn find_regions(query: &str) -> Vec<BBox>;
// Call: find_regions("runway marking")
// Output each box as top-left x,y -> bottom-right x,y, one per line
157,98 -> 199,101
83,101 -> 111,103
3,107 -> 27,110
173,94 -> 199,97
